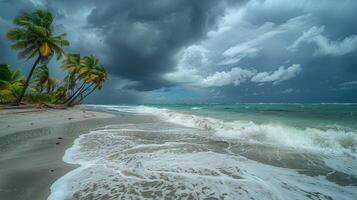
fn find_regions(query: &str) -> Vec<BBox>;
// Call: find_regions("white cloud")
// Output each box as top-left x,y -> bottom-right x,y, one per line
206,6 -> 246,38
220,22 -> 286,65
223,25 -> 283,57
165,45 -> 210,85
177,45 -> 209,68
166,66 -> 256,88
251,64 -> 302,85
290,26 -> 357,56
166,62 -> 301,88
165,3 -> 308,89
201,67 -> 256,87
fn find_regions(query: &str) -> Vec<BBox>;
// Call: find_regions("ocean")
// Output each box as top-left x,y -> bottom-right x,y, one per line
49,104 -> 357,200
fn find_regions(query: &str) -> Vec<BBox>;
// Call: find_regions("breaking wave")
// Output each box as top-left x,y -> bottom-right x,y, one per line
102,105 -> 357,158
48,105 -> 357,200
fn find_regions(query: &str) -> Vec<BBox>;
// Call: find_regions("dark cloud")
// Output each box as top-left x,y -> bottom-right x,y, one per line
83,0 -> 243,90
0,0 -> 357,103
0,0 -> 34,69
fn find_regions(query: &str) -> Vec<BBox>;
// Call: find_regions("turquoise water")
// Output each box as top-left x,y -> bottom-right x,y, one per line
50,104 -> 357,200
149,103 -> 357,130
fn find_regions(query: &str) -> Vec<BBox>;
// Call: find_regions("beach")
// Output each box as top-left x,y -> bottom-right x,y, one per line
0,106 -> 156,200
1,104 -> 357,200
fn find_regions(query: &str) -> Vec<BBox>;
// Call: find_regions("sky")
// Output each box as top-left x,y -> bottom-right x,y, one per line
1,0 -> 357,104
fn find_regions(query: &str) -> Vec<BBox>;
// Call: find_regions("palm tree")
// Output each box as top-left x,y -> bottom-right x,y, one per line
6,9 -> 69,105
63,55 -> 99,104
66,56 -> 109,106
32,65 -> 56,93
74,66 -> 109,104
60,53 -> 81,96
0,64 -> 25,101
54,86 -> 68,102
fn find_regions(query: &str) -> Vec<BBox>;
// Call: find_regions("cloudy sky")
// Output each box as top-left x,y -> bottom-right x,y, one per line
1,0 -> 357,103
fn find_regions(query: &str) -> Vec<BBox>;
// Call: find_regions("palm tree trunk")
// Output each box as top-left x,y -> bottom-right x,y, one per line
63,81 -> 86,104
66,74 -> 70,96
66,82 -> 95,106
75,85 -> 98,104
15,55 -> 41,105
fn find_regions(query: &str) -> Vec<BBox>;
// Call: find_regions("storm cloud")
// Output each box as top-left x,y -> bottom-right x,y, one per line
1,0 -> 357,103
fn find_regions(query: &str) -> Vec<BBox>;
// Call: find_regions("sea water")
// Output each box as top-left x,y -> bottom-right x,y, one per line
48,104 -> 357,200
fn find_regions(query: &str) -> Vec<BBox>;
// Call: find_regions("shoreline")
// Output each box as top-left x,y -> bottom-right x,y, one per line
0,107 -> 157,200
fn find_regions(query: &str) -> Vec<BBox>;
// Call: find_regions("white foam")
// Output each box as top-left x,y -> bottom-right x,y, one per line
49,123 -> 357,199
105,105 -> 357,158
49,106 -> 357,200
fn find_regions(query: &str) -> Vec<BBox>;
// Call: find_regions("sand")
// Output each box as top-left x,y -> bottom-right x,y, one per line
0,107 -> 157,200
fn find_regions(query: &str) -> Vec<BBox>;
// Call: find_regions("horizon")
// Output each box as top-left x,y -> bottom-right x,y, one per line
1,0 -> 357,104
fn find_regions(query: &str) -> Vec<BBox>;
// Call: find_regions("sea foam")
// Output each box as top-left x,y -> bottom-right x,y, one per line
103,105 -> 357,158
49,122 -> 357,200
48,105 -> 357,200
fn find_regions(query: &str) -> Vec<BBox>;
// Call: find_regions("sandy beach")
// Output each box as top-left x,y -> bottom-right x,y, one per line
0,107 -> 156,200
1,105 -> 356,199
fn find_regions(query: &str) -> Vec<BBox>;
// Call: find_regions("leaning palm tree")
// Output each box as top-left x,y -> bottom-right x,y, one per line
75,66 -> 109,104
65,55 -> 109,106
32,65 -> 56,93
63,54 -> 99,104
6,9 -> 69,105
67,65 -> 109,106
60,53 -> 81,96
54,86 -> 68,102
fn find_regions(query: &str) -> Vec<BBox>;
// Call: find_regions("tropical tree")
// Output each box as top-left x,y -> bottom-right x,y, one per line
32,65 -> 57,93
69,66 -> 109,105
54,86 -> 67,102
65,55 -> 109,106
0,64 -> 25,101
6,9 -> 69,105
63,55 -> 98,104
60,53 -> 81,96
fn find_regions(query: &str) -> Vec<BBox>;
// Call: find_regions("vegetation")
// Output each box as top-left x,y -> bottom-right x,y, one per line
32,65 -> 57,93
0,64 -> 25,104
1,9 -> 109,107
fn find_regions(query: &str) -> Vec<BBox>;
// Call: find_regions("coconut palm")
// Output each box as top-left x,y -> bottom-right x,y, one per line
54,86 -> 68,102
6,9 -> 69,105
61,53 -> 81,76
66,56 -> 109,106
74,66 -> 109,104
60,53 -> 81,95
63,55 -> 99,104
32,65 -> 56,93
0,64 -> 25,100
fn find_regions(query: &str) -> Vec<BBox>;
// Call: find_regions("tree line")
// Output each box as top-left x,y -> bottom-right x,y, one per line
0,9 -> 109,106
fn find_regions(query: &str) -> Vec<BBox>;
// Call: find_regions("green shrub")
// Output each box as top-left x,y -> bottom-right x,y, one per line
23,93 -> 57,104
0,91 -> 16,104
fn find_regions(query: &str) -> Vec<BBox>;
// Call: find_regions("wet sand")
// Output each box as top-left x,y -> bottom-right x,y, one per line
0,107 -> 157,200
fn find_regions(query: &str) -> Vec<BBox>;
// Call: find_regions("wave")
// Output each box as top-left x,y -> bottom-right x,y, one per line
96,105 -> 357,158
49,121 -> 357,200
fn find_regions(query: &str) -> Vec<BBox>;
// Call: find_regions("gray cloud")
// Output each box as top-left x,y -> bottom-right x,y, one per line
251,64 -> 302,85
83,0 -> 245,91
0,0 -> 357,103
290,26 -> 357,56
